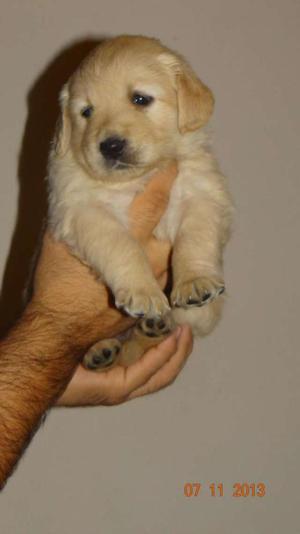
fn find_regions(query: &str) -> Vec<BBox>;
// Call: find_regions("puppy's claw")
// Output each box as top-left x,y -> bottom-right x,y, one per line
171,277 -> 225,309
115,287 -> 170,318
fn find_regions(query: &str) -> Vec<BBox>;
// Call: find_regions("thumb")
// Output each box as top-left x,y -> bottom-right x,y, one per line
129,162 -> 178,242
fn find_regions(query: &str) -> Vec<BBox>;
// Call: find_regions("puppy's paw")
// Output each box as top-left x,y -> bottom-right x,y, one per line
171,276 -> 225,309
115,286 -> 170,318
83,339 -> 122,371
138,313 -> 176,338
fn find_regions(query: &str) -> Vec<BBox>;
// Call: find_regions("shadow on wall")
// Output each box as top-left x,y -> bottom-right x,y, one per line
0,36 -> 105,336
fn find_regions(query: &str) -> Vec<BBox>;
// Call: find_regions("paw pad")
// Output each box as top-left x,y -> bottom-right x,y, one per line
139,314 -> 175,338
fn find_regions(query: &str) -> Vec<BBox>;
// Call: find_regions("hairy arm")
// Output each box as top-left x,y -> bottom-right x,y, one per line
0,306 -> 81,487
0,289 -> 134,489
0,164 -> 181,489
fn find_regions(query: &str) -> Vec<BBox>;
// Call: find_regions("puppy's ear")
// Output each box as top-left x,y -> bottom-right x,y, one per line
176,64 -> 214,133
53,84 -> 71,156
160,53 -> 214,134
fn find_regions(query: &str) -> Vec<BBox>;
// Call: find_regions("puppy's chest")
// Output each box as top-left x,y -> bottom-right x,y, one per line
96,186 -> 140,227
97,175 -> 187,243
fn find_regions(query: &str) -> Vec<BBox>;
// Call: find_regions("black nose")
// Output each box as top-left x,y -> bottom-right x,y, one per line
99,136 -> 126,160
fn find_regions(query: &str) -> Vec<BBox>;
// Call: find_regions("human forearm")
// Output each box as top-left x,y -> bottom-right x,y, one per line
0,299 -> 131,489
0,304 -> 82,488
0,164 -> 177,486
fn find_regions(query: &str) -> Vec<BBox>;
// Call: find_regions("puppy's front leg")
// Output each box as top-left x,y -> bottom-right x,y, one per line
70,205 -> 170,318
171,194 -> 231,311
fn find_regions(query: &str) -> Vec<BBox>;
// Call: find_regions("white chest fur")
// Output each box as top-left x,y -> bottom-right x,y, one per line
81,171 -> 191,244
48,128 -> 220,247
49,152 -> 218,248
92,172 -> 186,242
92,158 -> 216,243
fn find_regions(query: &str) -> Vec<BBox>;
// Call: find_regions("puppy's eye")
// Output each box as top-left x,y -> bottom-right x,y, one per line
131,92 -> 154,107
81,105 -> 93,118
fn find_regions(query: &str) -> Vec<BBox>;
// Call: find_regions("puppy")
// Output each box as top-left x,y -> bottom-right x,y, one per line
48,35 -> 234,370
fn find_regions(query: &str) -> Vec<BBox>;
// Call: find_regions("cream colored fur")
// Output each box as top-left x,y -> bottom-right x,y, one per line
47,35 -> 233,369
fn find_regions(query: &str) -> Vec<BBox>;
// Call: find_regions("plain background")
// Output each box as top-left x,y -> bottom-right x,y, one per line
0,1 -> 299,533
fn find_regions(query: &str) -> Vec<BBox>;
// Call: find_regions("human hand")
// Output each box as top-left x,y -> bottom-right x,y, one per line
31,164 -> 177,349
57,325 -> 193,406
29,162 -> 194,407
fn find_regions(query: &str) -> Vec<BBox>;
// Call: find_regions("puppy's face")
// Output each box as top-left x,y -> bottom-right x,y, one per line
55,36 -> 214,182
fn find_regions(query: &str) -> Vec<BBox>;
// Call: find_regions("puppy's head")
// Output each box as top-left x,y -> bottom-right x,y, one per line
54,36 -> 214,181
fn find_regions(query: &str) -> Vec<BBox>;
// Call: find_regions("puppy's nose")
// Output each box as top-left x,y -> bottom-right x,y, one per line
99,136 -> 126,160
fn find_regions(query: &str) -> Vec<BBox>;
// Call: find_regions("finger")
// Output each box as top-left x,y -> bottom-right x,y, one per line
129,163 -> 178,241
122,327 -> 181,395
56,326 -> 192,407
145,239 -> 172,279
129,325 -> 193,399
157,271 -> 168,290
128,325 -> 193,399
149,324 -> 193,384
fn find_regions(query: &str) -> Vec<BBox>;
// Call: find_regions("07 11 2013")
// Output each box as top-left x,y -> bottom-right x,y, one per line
183,482 -> 266,497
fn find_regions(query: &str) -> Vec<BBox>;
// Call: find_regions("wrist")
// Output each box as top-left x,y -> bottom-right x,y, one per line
26,298 -> 134,356
22,301 -> 85,360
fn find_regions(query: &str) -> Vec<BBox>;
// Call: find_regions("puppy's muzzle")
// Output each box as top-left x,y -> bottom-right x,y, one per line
99,136 -> 127,162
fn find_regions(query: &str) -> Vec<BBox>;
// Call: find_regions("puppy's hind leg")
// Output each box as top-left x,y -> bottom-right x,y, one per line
119,314 -> 176,367
172,295 -> 225,337
83,339 -> 122,371
82,314 -> 176,371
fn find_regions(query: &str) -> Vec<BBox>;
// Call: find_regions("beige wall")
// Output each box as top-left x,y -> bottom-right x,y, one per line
0,1 -> 299,532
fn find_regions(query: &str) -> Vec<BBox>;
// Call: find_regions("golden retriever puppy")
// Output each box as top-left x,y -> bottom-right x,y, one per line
48,35 -> 233,370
